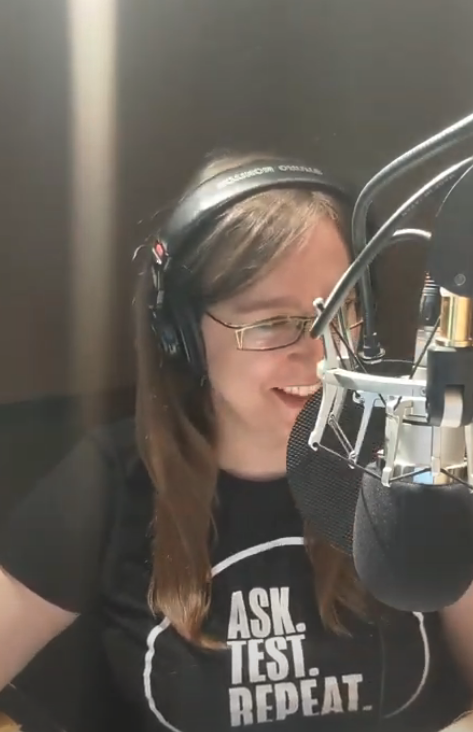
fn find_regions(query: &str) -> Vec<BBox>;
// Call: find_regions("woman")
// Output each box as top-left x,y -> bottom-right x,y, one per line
0,153 -> 472,732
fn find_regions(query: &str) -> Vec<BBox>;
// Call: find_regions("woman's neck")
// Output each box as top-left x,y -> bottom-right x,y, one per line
216,425 -> 288,482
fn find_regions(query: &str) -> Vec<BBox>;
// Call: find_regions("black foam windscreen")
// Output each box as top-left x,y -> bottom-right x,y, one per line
286,386 -> 386,554
353,471 -> 473,612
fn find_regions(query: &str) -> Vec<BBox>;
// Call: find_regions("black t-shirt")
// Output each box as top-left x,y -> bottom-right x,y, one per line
0,419 -> 470,732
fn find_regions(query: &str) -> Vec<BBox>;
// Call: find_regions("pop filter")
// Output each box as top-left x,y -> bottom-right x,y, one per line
286,360 -> 408,554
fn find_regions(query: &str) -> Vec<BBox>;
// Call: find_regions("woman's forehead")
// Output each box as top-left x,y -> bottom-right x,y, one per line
228,219 -> 349,313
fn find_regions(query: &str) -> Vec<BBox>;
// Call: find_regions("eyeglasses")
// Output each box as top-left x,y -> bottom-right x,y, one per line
206,302 -> 362,352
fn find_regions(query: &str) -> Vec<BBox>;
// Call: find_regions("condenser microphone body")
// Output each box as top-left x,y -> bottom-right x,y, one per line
353,271 -> 473,612
287,272 -> 473,613
287,153 -> 473,613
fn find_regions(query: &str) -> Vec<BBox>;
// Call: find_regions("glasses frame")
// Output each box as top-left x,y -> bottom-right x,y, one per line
206,300 -> 362,352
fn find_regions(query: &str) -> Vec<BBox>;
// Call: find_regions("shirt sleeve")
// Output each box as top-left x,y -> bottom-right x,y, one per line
0,428 -> 123,614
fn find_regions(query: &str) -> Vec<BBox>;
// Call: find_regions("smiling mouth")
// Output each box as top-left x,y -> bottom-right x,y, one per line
276,384 -> 319,397
272,384 -> 320,409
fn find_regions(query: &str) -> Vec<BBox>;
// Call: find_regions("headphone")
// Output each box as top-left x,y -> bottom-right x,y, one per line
149,158 -> 374,377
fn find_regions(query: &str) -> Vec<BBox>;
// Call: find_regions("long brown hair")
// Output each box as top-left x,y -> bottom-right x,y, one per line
134,152 -> 372,645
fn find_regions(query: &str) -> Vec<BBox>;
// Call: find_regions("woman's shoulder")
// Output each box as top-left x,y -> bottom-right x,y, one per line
0,417 -> 148,614
91,416 -> 137,462
92,417 -> 153,500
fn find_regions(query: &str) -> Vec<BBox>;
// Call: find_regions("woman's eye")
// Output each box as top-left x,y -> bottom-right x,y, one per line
256,319 -> 290,332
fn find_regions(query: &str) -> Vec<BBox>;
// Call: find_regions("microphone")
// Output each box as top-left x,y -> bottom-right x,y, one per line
287,114 -> 473,613
353,164 -> 473,612
288,273 -> 473,612
352,274 -> 473,612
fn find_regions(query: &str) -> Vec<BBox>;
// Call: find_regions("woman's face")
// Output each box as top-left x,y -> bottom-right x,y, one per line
201,217 -> 353,475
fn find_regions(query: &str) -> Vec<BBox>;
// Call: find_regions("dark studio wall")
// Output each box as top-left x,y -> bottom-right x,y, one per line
2,0 -> 473,405
1,1 -> 473,730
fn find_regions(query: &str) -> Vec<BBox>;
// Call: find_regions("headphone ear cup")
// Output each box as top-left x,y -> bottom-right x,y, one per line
149,289 -> 206,375
156,321 -> 182,359
149,299 -> 183,359
171,305 -> 207,376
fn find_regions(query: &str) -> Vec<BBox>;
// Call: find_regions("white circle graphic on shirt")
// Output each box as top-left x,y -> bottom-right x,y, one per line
142,537 -> 429,731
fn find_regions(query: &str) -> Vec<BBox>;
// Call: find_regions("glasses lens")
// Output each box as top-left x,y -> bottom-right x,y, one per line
241,318 -> 308,350
236,300 -> 360,352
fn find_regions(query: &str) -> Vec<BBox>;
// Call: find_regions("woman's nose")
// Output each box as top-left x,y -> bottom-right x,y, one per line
289,329 -> 325,362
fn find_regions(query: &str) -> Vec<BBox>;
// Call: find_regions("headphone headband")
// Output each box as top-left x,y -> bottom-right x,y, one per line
150,157 -> 369,376
158,159 -> 354,259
